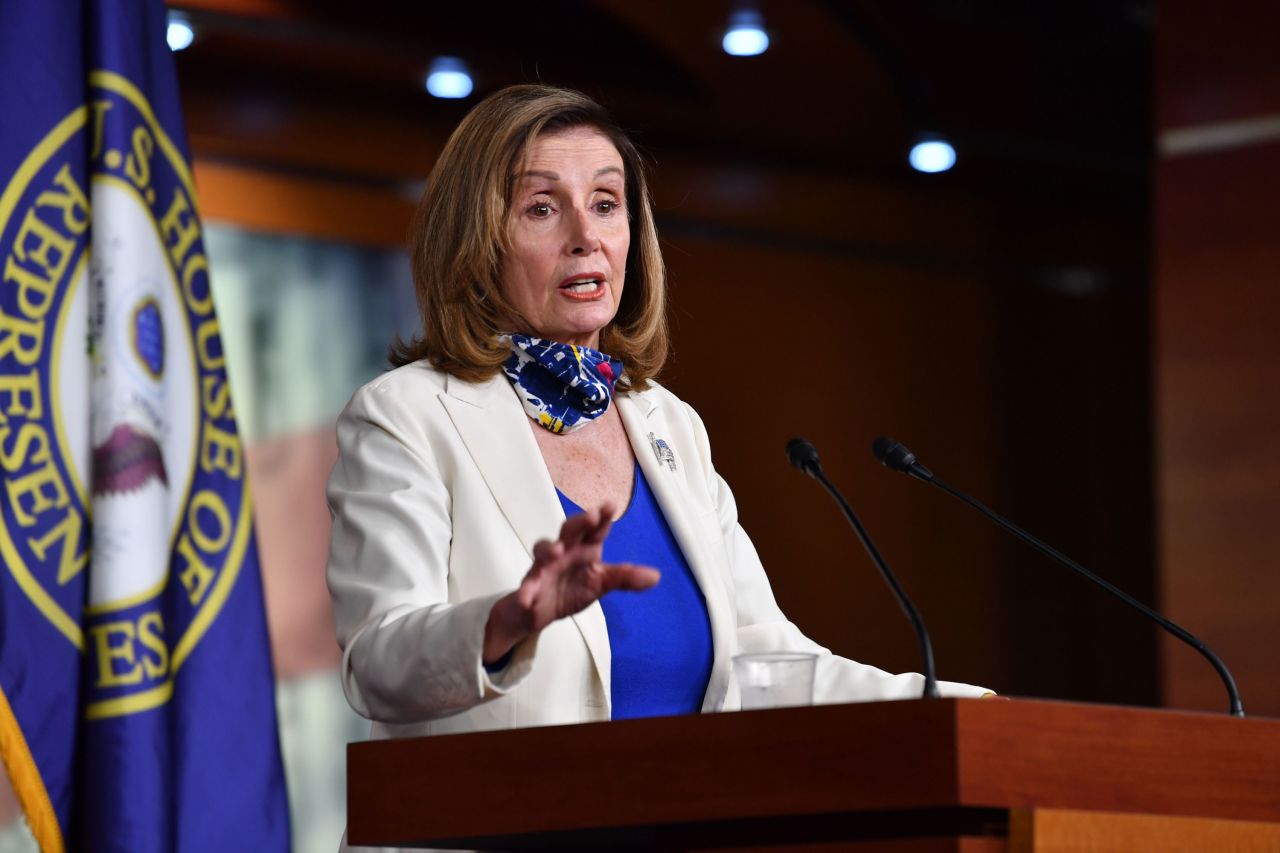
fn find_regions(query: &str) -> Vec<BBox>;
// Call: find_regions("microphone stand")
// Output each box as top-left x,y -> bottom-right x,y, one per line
873,436 -> 1245,717
788,438 -> 939,698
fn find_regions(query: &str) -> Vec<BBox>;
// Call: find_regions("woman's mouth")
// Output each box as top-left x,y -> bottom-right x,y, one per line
559,275 -> 606,300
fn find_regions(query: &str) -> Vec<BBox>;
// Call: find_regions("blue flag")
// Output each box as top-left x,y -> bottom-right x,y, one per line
0,2 -> 291,850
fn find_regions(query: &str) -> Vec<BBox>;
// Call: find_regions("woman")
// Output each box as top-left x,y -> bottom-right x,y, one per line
326,85 -> 988,741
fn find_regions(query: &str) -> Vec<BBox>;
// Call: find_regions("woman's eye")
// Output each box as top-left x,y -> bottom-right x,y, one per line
528,203 -> 553,218
595,200 -> 620,215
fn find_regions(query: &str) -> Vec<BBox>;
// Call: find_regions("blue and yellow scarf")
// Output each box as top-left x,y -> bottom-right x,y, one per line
499,333 -> 623,434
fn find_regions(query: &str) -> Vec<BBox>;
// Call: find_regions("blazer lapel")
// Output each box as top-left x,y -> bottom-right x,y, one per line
440,374 -> 613,708
617,392 -> 735,713
440,374 -> 561,558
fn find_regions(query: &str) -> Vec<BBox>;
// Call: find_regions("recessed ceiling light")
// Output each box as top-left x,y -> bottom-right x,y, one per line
425,57 -> 473,99
722,10 -> 769,57
167,11 -> 195,52
909,138 -> 957,173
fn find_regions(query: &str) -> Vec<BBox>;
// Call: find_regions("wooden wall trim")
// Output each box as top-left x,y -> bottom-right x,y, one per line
193,158 -> 415,248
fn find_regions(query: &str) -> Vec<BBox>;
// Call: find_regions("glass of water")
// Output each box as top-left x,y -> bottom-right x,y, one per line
732,651 -> 818,710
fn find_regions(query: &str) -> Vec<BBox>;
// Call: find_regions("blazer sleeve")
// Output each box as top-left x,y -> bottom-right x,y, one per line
677,400 -> 990,702
326,381 -> 538,724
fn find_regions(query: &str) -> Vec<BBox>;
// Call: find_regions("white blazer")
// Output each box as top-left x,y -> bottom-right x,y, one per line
326,361 -> 987,743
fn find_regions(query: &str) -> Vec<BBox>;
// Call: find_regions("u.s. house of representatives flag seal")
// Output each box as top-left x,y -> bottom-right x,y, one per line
0,3 -> 290,850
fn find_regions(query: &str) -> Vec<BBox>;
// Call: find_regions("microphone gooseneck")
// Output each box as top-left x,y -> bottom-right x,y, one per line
872,436 -> 1245,718
787,437 -> 940,699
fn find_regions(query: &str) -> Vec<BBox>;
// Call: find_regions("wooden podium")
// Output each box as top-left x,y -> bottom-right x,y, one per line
347,698 -> 1280,851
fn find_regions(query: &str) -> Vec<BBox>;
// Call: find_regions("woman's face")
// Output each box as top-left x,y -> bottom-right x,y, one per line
499,126 -> 630,349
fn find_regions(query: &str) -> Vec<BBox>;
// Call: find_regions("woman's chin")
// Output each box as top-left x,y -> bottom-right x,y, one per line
534,315 -> 615,348
550,330 -> 604,349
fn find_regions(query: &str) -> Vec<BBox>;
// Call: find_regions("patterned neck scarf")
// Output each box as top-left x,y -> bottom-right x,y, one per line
499,333 -> 623,434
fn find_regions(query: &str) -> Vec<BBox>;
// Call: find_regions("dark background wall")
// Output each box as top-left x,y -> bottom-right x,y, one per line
1154,0 -> 1280,715
652,169 -> 1153,705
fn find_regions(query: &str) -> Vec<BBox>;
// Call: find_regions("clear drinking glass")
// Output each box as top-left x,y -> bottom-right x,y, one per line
732,651 -> 818,710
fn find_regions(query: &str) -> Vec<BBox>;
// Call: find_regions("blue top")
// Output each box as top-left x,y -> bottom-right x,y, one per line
557,465 -> 714,719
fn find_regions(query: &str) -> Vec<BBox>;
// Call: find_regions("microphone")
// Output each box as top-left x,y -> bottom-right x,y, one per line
786,437 -> 940,699
871,436 -> 1245,717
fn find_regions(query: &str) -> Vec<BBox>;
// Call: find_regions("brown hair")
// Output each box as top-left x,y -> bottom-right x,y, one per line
390,84 -> 668,389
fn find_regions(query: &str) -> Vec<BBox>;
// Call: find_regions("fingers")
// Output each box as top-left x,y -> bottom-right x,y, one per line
582,501 -> 617,545
583,509 -> 616,546
558,502 -> 617,549
601,563 -> 661,592
516,571 -> 540,610
521,539 -> 564,611
531,538 -> 564,568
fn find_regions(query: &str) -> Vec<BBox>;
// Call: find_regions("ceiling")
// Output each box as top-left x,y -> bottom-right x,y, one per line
173,0 -> 1153,191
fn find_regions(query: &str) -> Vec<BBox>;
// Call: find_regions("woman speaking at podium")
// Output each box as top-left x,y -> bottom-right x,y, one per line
325,85 -> 988,741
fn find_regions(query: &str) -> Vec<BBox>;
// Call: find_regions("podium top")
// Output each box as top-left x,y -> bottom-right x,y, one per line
347,698 -> 1280,849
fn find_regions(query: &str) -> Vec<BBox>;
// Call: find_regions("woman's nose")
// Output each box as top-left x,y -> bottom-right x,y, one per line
566,206 -> 599,255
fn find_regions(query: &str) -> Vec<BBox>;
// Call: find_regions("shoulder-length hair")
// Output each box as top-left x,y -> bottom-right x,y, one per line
390,84 -> 668,389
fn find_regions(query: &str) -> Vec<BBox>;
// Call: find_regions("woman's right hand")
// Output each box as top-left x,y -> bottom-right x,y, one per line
482,503 -> 660,664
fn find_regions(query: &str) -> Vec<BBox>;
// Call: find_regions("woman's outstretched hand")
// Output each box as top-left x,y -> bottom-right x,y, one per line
482,503 -> 660,664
